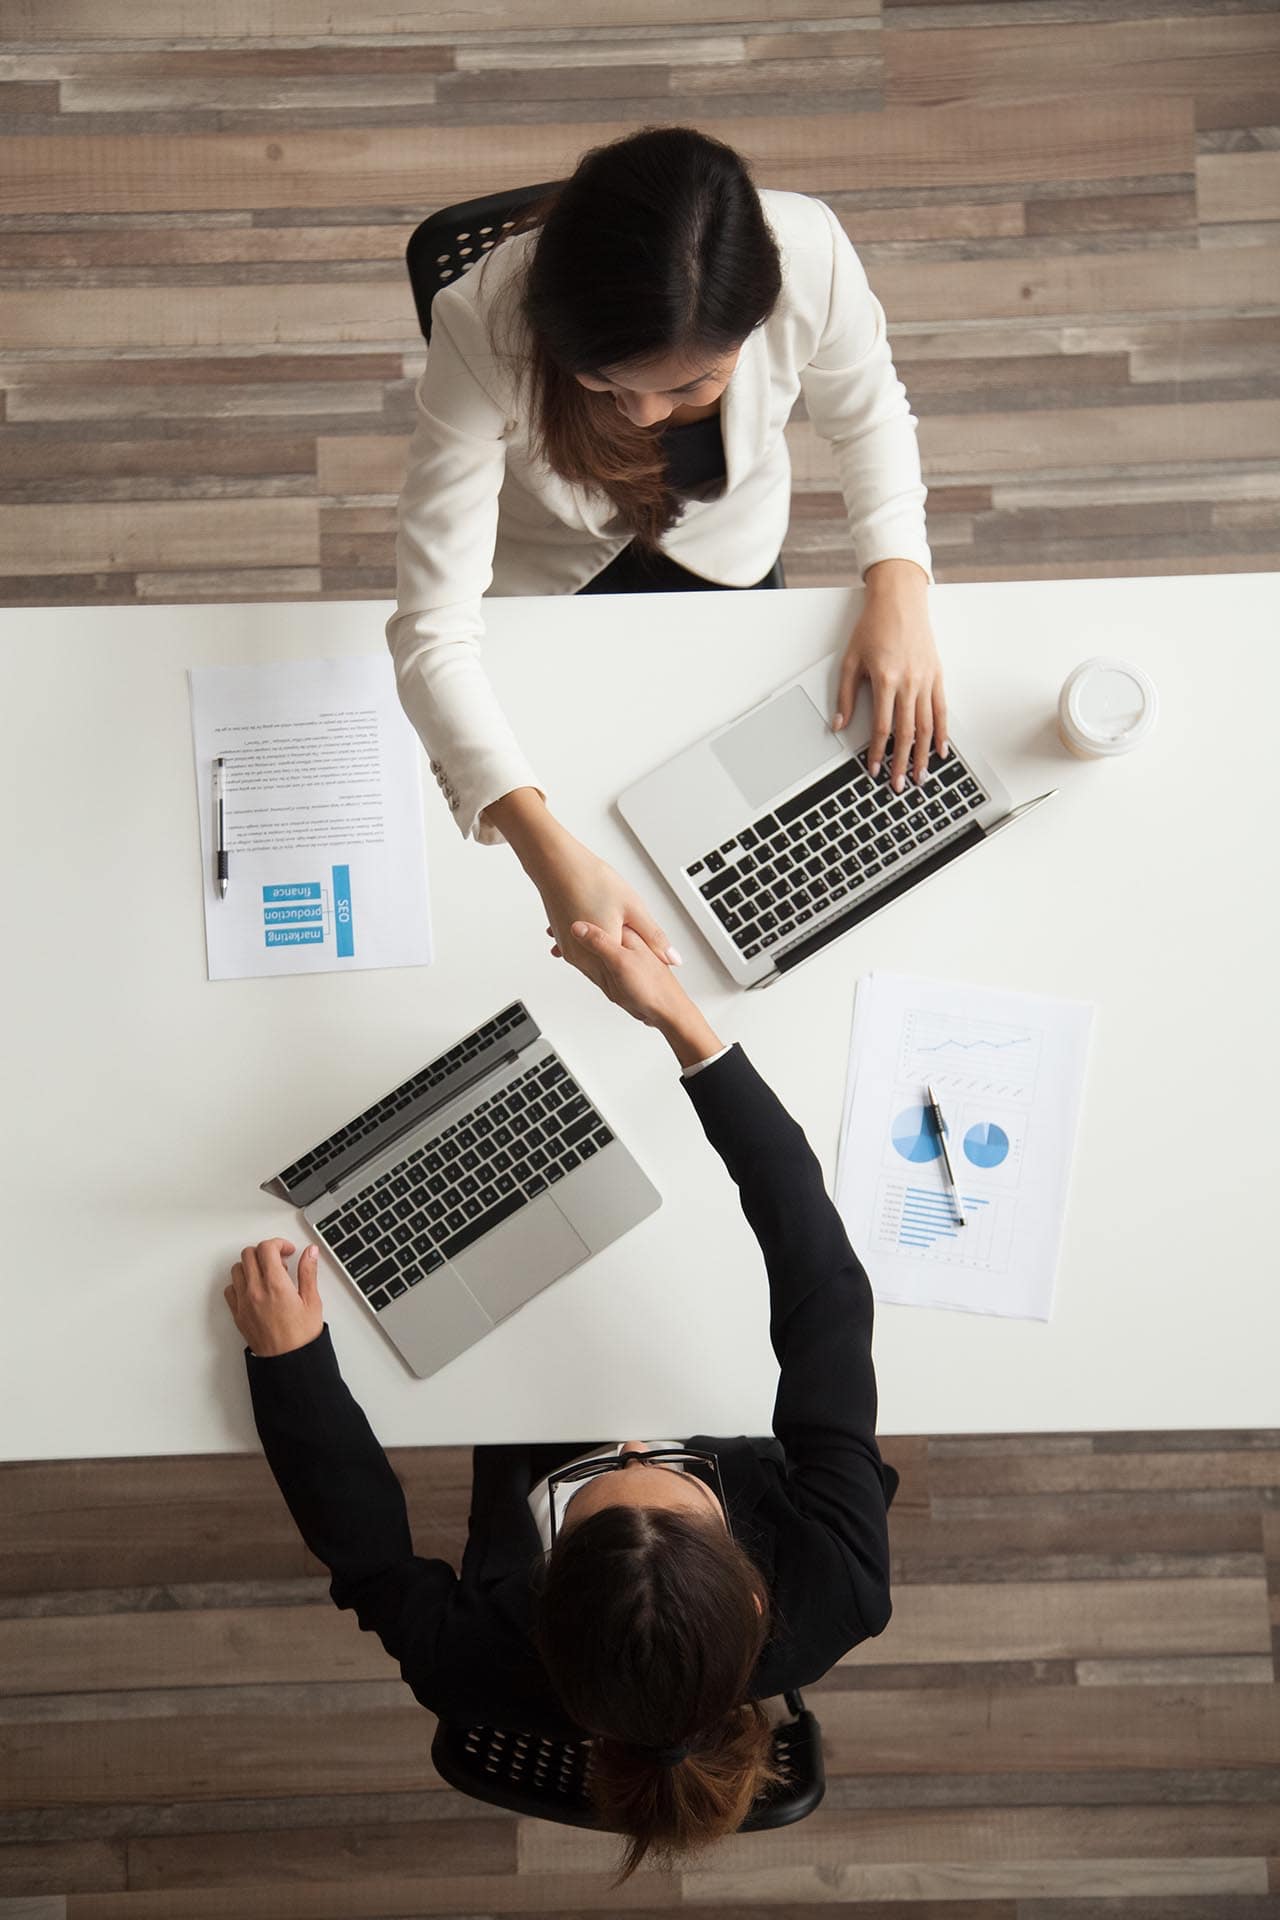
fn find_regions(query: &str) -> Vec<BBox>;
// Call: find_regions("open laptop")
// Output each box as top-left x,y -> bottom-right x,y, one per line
263,1000 -> 660,1378
617,653 -> 1055,989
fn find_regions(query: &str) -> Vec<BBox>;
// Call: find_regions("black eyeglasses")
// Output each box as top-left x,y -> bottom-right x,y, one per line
545,1448 -> 731,1552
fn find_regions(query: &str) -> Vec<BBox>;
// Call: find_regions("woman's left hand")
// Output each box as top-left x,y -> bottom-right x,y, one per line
832,560 -> 947,792
224,1238 -> 324,1358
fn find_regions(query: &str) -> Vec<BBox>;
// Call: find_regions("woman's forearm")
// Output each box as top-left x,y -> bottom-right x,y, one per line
863,556 -> 931,598
655,1003 -> 724,1071
481,785 -> 573,877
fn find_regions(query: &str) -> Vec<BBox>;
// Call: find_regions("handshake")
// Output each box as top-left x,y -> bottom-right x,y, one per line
490,789 -> 724,1070
548,918 -> 725,1074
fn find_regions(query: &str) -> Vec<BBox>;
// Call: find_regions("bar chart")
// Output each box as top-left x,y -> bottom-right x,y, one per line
874,1179 -> 1003,1266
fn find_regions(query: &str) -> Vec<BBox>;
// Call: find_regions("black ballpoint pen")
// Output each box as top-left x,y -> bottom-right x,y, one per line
213,755 -> 229,899
925,1082 -> 966,1226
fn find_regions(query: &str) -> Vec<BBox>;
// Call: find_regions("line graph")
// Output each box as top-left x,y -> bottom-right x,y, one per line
917,1034 -> 1030,1054
900,1008 -> 1042,1101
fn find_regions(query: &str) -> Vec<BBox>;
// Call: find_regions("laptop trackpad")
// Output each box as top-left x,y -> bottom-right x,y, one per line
450,1199 -> 589,1323
710,684 -> 839,810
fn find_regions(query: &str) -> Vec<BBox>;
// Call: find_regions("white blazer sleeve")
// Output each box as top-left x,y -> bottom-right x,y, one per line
798,199 -> 934,588
385,300 -> 547,847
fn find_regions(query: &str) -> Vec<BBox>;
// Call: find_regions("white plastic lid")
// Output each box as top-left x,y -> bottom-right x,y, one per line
1059,657 -> 1158,756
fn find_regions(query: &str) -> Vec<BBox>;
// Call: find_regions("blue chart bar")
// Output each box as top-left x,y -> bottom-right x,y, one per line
263,882 -> 321,903
898,1185 -> 987,1249
263,903 -> 322,926
332,864 -> 354,958
265,925 -> 324,947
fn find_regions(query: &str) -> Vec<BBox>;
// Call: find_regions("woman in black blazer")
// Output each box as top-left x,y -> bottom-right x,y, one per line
225,920 -> 897,1887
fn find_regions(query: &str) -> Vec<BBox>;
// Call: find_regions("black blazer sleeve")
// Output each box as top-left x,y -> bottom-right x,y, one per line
243,1324 -> 460,1714
682,1042 -> 892,1636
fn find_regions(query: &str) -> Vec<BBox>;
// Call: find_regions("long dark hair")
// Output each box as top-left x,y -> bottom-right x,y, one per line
477,123 -> 783,553
529,1500 -> 790,1887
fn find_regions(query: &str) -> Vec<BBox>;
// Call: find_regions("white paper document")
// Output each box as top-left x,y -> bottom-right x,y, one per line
835,972 -> 1094,1321
188,655 -> 433,982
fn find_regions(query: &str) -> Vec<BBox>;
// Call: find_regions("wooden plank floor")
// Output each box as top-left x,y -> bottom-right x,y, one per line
1,2 -> 1278,601
1,1431 -> 1278,1914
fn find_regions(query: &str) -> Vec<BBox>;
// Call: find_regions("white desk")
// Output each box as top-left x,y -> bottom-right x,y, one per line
3,574 -> 1276,1460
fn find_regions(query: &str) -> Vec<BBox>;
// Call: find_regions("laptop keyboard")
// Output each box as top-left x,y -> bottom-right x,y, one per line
315,1055 -> 613,1315
686,738 -> 987,959
278,1001 -> 526,1194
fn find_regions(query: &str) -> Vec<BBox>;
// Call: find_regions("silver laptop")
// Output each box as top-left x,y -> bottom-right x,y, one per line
263,1000 -> 660,1378
617,652 -> 1054,989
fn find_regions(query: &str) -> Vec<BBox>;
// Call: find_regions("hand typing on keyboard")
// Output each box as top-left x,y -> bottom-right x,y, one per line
833,560 -> 947,793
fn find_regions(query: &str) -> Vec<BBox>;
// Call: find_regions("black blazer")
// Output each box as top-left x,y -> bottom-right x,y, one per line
245,1042 -> 897,1741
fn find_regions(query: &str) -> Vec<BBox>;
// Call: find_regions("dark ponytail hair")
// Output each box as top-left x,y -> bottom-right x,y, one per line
529,1501 -> 791,1888
477,123 -> 783,554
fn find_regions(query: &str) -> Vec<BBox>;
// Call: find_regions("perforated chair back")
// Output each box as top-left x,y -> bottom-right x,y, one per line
430,1686 -> 824,1832
405,180 -> 567,345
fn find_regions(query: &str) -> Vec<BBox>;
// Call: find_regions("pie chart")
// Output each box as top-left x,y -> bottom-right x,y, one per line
964,1121 -> 1009,1168
891,1106 -> 941,1164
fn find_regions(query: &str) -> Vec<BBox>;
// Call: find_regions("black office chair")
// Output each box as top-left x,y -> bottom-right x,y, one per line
404,182 -> 787,592
405,180 -> 568,347
430,1685 -> 824,1832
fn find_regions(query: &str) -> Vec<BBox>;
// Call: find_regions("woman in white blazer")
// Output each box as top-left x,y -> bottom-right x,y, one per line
386,124 -> 948,990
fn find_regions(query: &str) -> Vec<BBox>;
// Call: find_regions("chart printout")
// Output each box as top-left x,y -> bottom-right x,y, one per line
188,655 -> 433,982
835,972 -> 1094,1320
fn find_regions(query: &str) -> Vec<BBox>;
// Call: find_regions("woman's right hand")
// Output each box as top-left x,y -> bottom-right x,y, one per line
561,921 -> 692,1029
535,836 -> 681,995
480,788 -> 681,994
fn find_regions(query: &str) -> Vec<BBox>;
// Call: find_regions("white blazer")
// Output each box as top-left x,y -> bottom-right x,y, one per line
386,187 -> 934,845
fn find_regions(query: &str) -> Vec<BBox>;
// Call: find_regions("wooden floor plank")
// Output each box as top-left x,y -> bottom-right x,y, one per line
64,1874 -> 684,1920
126,1815 -> 517,1889
1,0 -> 859,39
0,227 -> 413,266
0,352 -> 405,385
1076,1656 -> 1276,1686
684,1860 -> 1270,1903
0,500 -> 320,573
4,381 -> 388,422
873,247 -> 1278,325
0,285 -> 415,350
0,1708 -> 445,1809
0,100 -> 1194,217
861,1578 -> 1274,1665
927,1448 -> 1280,1497
914,400 -> 1280,479
0,1841 -> 125,1897
1198,152 -> 1280,226
815,1682 -> 1280,1774
0,1608 -> 389,1696
882,15 -> 1280,106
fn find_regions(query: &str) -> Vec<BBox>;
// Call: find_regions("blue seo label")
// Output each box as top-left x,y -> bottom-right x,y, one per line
260,870 -> 355,955
332,865 -> 354,957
